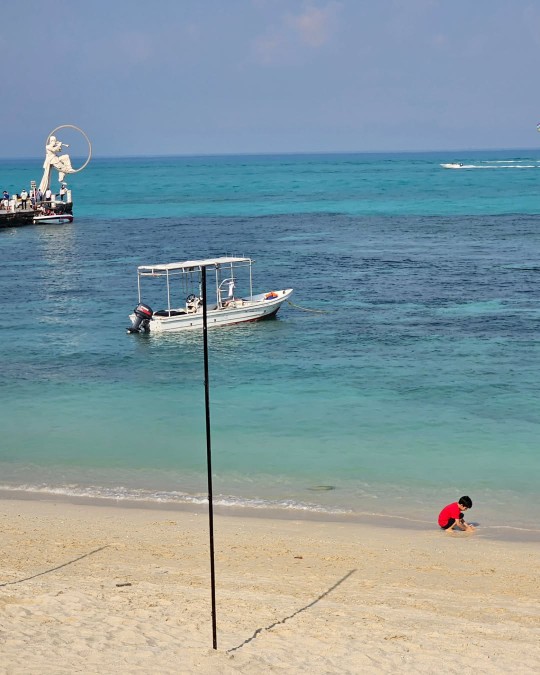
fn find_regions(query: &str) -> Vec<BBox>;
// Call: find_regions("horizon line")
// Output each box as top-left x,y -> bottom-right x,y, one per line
1,145 -> 539,162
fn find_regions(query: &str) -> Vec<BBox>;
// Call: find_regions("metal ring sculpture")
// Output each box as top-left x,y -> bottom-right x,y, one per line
46,124 -> 92,173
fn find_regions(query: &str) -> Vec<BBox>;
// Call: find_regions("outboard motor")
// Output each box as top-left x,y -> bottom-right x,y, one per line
127,303 -> 153,333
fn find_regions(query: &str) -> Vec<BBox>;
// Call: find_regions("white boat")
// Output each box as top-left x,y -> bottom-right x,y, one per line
127,256 -> 293,334
33,213 -> 74,224
440,163 -> 465,169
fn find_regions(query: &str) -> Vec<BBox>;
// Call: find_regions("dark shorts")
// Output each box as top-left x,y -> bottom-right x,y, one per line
441,515 -> 464,530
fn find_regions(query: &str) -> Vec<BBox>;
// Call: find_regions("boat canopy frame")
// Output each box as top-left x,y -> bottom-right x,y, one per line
136,256 -> 254,312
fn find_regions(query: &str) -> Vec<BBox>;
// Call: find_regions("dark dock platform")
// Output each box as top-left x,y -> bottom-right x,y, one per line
0,202 -> 73,228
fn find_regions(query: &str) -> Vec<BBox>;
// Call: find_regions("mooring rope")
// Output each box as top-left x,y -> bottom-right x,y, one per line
287,300 -> 330,313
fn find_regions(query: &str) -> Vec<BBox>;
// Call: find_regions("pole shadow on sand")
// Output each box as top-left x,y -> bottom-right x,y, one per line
227,568 -> 357,653
0,545 -> 110,587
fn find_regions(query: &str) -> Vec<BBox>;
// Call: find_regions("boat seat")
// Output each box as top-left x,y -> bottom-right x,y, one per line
154,309 -> 186,317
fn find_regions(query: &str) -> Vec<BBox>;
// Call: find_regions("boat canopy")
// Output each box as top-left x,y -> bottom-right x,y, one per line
138,256 -> 252,276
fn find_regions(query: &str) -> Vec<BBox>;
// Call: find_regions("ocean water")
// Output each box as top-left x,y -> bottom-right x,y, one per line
1,150 -> 540,539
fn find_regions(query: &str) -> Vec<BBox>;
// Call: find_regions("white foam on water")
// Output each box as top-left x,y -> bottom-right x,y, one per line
0,483 -> 353,516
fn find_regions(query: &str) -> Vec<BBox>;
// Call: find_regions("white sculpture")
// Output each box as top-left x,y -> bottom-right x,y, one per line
38,125 -> 92,193
39,135 -> 74,192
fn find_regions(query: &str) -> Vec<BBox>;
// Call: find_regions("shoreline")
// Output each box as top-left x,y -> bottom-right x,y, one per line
1,496 -> 539,673
1,488 -> 538,544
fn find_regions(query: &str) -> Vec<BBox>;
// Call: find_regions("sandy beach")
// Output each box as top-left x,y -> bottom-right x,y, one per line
0,497 -> 538,674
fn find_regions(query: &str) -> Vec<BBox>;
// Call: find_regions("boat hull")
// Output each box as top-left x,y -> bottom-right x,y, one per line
130,288 -> 293,333
33,214 -> 74,224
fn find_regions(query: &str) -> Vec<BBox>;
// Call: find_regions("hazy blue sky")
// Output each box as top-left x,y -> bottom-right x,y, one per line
2,0 -> 540,157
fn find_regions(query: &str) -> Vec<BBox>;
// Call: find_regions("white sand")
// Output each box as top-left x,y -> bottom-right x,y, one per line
0,498 -> 539,674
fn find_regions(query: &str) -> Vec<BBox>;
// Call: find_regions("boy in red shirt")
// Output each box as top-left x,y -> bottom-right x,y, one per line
438,496 -> 474,532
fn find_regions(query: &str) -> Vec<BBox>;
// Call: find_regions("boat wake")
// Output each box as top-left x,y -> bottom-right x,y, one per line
441,161 -> 539,169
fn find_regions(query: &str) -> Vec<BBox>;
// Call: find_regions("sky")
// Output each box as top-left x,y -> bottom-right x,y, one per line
2,0 -> 540,157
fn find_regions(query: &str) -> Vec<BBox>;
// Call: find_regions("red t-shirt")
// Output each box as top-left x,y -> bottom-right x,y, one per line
438,502 -> 461,527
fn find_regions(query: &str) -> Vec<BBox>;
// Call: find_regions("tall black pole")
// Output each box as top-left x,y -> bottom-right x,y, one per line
201,266 -> 218,650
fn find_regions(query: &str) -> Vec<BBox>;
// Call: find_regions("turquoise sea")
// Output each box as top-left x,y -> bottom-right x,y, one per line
1,150 -> 539,540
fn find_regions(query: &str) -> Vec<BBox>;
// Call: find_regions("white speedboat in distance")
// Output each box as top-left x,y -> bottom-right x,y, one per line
440,163 -> 465,169
33,213 -> 74,224
127,256 -> 293,334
